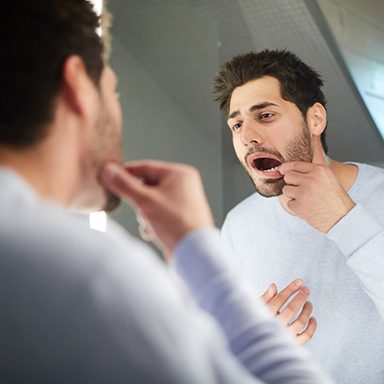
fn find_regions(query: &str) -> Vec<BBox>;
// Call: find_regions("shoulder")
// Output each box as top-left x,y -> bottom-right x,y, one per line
355,162 -> 384,178
0,201 -> 187,383
0,194 -> 179,334
350,162 -> 384,218
0,196 -> 160,282
351,162 -> 384,194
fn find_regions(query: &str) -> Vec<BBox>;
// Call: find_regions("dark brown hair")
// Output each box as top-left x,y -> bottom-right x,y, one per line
213,49 -> 328,153
0,0 -> 107,148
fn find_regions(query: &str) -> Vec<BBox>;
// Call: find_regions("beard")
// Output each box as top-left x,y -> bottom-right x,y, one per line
78,102 -> 123,213
244,124 -> 313,197
95,107 -> 123,213
102,190 -> 121,213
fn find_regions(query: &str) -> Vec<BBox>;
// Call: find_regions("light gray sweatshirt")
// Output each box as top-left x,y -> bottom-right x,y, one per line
221,162 -> 384,383
0,169 -> 329,383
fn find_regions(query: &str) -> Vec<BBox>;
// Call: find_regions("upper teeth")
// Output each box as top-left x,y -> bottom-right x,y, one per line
264,166 -> 279,172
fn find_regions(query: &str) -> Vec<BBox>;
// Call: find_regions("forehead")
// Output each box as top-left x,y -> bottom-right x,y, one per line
229,76 -> 283,112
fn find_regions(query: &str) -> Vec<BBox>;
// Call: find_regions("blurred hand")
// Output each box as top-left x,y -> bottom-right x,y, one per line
279,161 -> 355,233
261,279 -> 317,345
101,160 -> 214,258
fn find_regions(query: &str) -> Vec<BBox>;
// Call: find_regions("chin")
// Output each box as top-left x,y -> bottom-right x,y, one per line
253,178 -> 285,198
102,191 -> 121,213
87,189 -> 122,213
69,186 -> 120,214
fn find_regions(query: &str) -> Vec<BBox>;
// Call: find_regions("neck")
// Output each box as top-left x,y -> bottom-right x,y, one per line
0,126 -> 80,206
328,159 -> 358,192
312,139 -> 358,191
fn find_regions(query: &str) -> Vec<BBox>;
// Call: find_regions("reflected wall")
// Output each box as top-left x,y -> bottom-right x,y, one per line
109,0 -> 384,234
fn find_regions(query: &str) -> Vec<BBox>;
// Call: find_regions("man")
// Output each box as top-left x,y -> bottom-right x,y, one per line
0,2 -> 329,383
214,49 -> 384,383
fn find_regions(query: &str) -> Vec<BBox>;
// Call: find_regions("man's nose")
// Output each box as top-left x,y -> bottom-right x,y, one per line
240,119 -> 263,146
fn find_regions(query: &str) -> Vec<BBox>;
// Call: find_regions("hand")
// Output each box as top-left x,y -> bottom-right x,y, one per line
279,161 -> 355,233
100,160 -> 214,258
261,279 -> 317,345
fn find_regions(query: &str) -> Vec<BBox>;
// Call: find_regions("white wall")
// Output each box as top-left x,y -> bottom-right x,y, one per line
318,0 -> 384,167
110,36 -> 223,236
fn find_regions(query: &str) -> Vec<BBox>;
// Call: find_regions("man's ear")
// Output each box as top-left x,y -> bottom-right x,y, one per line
60,55 -> 98,118
306,102 -> 327,137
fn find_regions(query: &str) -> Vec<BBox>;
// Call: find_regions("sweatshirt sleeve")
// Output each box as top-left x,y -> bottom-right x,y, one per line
173,228 -> 330,384
327,203 -> 384,318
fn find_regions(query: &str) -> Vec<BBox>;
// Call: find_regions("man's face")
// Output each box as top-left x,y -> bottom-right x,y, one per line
227,76 -> 313,197
73,66 -> 123,212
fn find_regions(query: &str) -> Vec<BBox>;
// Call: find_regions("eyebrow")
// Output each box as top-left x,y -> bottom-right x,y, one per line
228,102 -> 279,120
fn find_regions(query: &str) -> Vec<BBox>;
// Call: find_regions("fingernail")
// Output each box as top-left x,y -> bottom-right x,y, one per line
295,279 -> 304,286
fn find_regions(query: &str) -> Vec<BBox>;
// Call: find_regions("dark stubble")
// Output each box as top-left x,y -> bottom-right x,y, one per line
92,99 -> 123,213
245,124 -> 313,197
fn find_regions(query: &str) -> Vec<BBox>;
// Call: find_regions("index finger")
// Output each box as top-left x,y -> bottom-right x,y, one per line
268,279 -> 304,313
101,162 -> 150,205
123,160 -> 177,185
279,161 -> 314,174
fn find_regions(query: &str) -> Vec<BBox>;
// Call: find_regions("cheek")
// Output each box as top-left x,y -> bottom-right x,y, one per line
108,95 -> 122,130
232,136 -> 243,156
232,134 -> 243,151
232,139 -> 250,168
114,99 -> 123,130
268,125 -> 297,149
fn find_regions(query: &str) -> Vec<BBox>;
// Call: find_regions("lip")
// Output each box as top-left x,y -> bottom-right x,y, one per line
246,152 -> 284,179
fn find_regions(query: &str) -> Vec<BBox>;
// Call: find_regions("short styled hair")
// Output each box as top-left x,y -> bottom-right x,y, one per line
213,49 -> 328,153
0,0 -> 107,148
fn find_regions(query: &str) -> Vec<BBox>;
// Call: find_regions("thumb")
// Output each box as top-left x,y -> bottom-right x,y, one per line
101,162 -> 149,206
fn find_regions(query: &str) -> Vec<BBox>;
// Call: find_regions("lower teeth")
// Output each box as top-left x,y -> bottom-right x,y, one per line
264,167 -> 279,172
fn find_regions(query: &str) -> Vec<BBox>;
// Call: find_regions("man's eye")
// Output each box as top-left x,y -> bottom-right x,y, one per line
231,123 -> 242,131
260,112 -> 275,120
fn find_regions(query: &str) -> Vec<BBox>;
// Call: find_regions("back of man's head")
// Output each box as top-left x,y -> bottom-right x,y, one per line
0,0 -> 104,149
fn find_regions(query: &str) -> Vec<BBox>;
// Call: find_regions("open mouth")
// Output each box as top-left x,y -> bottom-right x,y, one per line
245,152 -> 284,176
253,157 -> 282,172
